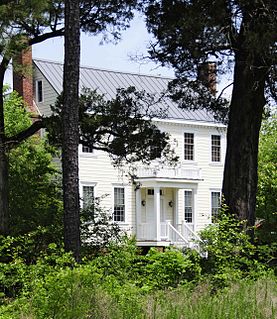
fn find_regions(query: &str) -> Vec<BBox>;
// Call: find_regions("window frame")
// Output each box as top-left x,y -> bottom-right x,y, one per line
80,182 -> 96,209
184,189 -> 194,224
36,80 -> 43,103
211,191 -> 221,221
113,187 -> 125,223
81,144 -> 94,154
211,134 -> 221,163
184,132 -> 195,161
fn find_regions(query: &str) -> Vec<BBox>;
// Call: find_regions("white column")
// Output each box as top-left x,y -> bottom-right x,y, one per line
135,188 -> 142,239
174,188 -> 179,227
154,186 -> 161,241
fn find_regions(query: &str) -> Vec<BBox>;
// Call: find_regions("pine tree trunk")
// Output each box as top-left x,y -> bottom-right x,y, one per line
62,0 -> 81,261
0,119 -> 9,235
0,67 -> 9,235
222,50 -> 266,232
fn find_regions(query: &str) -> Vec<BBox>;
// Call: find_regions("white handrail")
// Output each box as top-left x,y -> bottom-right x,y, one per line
182,221 -> 203,243
168,222 -> 189,244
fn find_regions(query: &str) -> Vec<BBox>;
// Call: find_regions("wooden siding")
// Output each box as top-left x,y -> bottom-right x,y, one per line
33,66 -> 58,116
33,63 -> 227,235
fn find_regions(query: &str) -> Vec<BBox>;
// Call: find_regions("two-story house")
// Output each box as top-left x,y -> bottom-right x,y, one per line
14,52 -> 226,249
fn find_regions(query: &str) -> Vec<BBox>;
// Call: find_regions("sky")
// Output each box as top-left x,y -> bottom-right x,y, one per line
34,15 -> 174,78
5,14 -> 232,97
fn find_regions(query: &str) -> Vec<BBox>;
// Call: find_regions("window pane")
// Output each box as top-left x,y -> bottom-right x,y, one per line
184,190 -> 193,223
37,80 -> 43,102
114,188 -> 125,222
211,135 -> 221,162
82,145 -> 93,153
83,186 -> 94,209
211,192 -> 221,219
184,133 -> 194,160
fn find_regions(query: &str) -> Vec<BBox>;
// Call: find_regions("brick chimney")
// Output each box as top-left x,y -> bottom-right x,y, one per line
13,47 -> 36,113
197,62 -> 216,95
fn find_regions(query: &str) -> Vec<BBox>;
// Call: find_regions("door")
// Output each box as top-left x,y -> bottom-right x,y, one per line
145,189 -> 165,239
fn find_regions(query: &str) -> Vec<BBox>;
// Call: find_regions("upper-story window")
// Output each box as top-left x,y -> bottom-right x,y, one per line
82,144 -> 94,153
211,191 -> 221,220
113,187 -> 125,222
184,133 -> 194,160
211,135 -> 221,162
36,80 -> 43,103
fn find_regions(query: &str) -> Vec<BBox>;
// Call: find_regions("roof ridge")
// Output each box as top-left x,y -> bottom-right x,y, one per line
33,58 -> 174,81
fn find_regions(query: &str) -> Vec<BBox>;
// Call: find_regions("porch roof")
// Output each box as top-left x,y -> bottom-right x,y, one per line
135,177 -> 202,189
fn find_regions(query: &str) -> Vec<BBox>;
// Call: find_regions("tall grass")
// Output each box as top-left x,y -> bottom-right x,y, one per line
2,276 -> 275,319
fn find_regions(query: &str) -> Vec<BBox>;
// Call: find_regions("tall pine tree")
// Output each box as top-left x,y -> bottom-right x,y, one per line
144,0 -> 277,231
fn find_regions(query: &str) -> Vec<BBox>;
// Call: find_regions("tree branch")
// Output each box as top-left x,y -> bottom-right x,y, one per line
28,29 -> 64,46
5,119 -> 45,150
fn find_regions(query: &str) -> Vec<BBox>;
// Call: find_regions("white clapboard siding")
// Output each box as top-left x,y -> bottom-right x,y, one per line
33,61 -> 227,239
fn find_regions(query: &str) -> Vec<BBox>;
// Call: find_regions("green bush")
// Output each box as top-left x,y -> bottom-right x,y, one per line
137,247 -> 201,290
199,207 -> 273,289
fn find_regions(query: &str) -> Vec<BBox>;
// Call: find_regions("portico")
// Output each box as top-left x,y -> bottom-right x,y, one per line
134,165 -> 203,247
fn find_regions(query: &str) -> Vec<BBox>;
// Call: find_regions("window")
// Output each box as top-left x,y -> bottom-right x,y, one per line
211,135 -> 221,162
184,190 -> 193,223
211,191 -> 221,219
184,133 -> 194,160
82,144 -> 94,153
82,185 -> 94,209
147,189 -> 164,196
36,80 -> 43,102
113,187 -> 125,222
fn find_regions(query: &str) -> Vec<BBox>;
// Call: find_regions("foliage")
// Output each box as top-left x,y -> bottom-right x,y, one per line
80,197 -> 123,254
144,0 -> 277,108
47,87 -> 176,165
137,247 -> 201,290
4,92 -> 63,236
143,0 -> 277,229
1,264 -> 275,319
256,116 -> 277,244
199,206 -> 273,288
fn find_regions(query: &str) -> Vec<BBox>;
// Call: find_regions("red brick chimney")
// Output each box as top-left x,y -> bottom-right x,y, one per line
197,62 -> 216,95
13,47 -> 36,113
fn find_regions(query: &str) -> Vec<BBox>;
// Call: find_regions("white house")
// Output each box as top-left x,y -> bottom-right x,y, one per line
14,54 -> 226,249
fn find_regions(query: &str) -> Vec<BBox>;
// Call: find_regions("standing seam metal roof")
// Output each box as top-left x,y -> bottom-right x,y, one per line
33,58 -> 218,123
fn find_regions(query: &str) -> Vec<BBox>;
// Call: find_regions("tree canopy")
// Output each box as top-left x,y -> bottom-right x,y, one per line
143,0 -> 277,228
48,87 -> 172,165
0,0 -> 140,234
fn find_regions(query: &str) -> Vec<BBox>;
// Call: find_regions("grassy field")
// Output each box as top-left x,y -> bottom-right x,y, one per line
2,276 -> 275,319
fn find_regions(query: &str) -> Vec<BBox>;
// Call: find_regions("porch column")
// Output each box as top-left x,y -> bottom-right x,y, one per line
135,187 -> 142,239
174,189 -> 179,227
154,186 -> 161,241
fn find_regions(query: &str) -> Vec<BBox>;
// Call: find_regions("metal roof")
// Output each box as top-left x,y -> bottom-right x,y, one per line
33,58 -> 219,123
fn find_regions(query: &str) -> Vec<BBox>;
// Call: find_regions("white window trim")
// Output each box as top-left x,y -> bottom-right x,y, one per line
184,189 -> 194,224
210,189 -> 221,222
36,80 -> 44,103
112,186 -> 126,224
79,144 -> 97,158
209,133 -> 223,165
80,182 -> 97,208
182,130 -> 197,164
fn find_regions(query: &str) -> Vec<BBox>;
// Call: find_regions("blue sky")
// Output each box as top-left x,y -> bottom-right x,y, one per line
5,14 -> 232,97
33,15 -> 174,78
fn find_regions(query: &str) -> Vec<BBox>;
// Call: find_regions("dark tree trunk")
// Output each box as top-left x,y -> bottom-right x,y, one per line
0,99 -> 9,236
222,50 -> 267,233
62,0 -> 81,261
0,60 -> 10,235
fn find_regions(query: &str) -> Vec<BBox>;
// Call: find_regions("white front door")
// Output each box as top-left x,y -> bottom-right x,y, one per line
145,189 -> 165,240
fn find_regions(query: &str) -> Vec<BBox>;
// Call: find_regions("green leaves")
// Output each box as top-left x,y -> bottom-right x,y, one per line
48,87 -> 174,165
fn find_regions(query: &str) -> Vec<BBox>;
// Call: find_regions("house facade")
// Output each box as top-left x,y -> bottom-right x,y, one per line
15,56 -> 227,248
